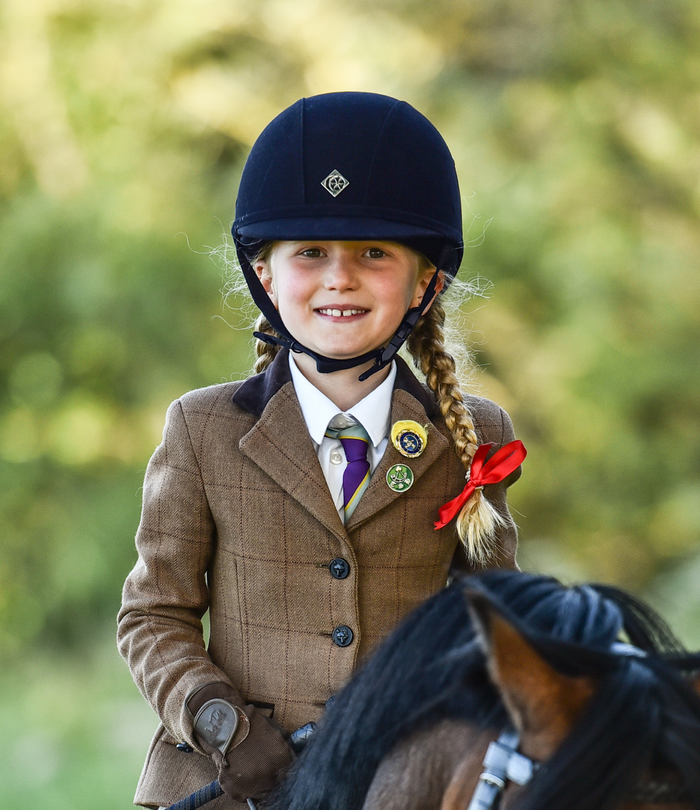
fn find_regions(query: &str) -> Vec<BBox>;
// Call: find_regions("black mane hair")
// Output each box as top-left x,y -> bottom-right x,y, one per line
469,577 -> 700,810
267,571 -> 697,810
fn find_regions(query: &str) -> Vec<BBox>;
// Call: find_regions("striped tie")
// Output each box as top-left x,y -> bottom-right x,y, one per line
325,419 -> 371,522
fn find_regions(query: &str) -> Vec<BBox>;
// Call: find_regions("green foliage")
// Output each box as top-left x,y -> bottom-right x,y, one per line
0,192 -> 251,657
0,631 -> 155,810
1,0 -> 700,800
1,0 -> 699,649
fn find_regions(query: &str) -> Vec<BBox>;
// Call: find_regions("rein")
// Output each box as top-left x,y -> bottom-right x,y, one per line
467,728 -> 689,809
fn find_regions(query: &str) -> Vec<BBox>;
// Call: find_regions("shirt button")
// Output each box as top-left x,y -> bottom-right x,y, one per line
329,558 -> 350,579
330,451 -> 343,465
332,625 -> 354,647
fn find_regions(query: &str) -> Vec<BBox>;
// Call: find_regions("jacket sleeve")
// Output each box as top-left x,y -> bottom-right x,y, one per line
449,402 -> 521,578
117,399 -> 236,750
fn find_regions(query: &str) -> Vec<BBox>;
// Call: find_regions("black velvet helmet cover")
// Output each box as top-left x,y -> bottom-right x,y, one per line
232,92 -> 464,377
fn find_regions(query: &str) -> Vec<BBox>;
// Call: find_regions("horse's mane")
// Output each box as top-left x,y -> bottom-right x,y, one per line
486,581 -> 700,810
267,571 -> 700,810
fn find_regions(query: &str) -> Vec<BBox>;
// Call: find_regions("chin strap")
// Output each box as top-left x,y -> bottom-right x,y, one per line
253,330 -> 385,374
244,247 -> 445,379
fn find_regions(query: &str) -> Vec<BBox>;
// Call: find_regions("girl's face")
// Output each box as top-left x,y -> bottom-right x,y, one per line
255,241 -> 441,361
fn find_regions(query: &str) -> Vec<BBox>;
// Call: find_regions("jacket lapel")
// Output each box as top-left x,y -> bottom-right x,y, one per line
238,379 -> 346,539
233,350 -> 449,536
347,376 -> 450,529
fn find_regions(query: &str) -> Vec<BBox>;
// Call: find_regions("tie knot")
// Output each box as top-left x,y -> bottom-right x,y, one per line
325,416 -> 370,445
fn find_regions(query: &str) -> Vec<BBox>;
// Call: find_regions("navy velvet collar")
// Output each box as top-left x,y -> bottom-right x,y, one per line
232,349 -> 438,420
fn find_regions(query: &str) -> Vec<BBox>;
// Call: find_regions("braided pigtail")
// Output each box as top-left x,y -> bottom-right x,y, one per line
253,313 -> 281,373
406,301 -> 505,566
246,242 -> 283,374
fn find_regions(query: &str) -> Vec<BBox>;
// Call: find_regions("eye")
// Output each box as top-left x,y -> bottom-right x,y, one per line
299,247 -> 324,258
366,247 -> 386,259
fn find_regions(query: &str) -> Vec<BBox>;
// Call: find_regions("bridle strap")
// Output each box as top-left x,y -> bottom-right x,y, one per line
466,730 -> 535,810
466,727 -> 689,808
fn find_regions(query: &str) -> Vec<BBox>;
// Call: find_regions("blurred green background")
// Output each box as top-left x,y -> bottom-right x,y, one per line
1,0 -> 699,806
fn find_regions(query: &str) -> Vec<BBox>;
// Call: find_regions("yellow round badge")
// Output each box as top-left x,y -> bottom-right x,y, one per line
390,420 -> 428,458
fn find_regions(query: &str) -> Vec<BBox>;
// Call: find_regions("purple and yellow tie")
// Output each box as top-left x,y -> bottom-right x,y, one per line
325,420 -> 371,522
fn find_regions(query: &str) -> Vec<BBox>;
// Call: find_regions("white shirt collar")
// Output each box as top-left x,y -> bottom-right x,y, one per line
289,353 -> 396,448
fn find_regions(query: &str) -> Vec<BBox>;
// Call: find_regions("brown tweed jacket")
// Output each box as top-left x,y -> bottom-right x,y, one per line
117,350 -> 520,808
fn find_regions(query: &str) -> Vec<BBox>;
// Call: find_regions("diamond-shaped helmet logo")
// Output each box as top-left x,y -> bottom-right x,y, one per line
321,169 -> 350,197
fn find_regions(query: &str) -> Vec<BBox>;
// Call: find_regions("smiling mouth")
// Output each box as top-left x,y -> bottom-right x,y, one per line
316,308 -> 368,317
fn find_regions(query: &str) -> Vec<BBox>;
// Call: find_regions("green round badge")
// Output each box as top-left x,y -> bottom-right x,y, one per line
386,463 -> 414,493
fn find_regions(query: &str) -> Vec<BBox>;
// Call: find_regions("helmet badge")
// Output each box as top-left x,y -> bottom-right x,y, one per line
321,169 -> 350,197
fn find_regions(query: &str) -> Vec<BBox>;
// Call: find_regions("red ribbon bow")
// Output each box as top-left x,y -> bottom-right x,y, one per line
434,439 -> 527,530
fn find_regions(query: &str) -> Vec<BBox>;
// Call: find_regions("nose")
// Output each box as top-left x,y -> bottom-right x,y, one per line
322,250 -> 360,291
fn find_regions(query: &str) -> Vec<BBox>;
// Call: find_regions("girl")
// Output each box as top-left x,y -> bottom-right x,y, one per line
118,92 -> 525,809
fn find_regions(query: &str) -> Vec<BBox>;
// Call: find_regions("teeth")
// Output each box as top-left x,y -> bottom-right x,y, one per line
319,308 -> 365,317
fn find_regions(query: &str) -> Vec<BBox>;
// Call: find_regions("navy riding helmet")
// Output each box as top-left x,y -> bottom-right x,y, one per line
232,91 -> 464,378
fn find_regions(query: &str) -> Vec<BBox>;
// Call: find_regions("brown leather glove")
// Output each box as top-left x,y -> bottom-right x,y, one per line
187,682 -> 294,802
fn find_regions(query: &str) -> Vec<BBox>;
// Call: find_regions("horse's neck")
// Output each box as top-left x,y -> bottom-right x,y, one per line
363,720 -> 496,810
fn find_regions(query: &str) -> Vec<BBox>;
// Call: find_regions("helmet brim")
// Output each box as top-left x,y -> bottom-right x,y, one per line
236,216 -> 448,242
235,217 -> 462,275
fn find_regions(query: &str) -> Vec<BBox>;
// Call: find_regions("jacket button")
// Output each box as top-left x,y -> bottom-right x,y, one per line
329,558 -> 350,579
332,625 -> 354,647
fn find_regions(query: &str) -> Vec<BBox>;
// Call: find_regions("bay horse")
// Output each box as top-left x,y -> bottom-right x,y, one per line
266,571 -> 700,810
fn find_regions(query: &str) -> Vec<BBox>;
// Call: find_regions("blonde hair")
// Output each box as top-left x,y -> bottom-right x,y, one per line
246,242 -> 503,566
248,242 -> 282,374
253,311 -> 282,373
406,300 -> 506,566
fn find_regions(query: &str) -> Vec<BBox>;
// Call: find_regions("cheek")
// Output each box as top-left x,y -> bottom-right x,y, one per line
266,279 -> 278,306
397,276 -> 424,310
399,262 -> 426,305
374,270 -> 419,306
274,276 -> 312,313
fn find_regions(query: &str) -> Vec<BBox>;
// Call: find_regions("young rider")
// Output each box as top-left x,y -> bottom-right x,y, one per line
118,91 -> 525,809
